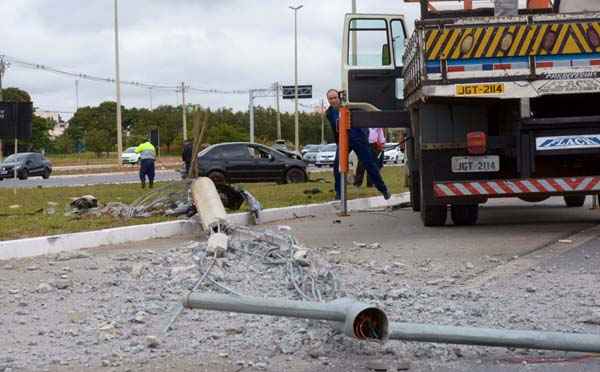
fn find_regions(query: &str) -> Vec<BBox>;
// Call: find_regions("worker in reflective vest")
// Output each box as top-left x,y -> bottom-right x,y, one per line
135,141 -> 156,188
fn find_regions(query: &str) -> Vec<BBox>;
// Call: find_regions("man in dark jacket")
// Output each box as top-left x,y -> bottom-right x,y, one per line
325,89 -> 390,200
182,140 -> 193,177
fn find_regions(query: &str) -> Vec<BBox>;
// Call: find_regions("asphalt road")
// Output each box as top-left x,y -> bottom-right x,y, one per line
0,169 -> 181,188
0,163 -> 398,189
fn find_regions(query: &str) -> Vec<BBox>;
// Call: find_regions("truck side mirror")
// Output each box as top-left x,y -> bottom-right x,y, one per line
382,44 -> 391,65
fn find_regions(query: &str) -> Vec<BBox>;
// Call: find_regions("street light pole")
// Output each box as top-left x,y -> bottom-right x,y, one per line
249,89 -> 255,143
0,57 -> 6,161
274,82 -> 281,140
114,0 -> 123,164
290,4 -> 303,153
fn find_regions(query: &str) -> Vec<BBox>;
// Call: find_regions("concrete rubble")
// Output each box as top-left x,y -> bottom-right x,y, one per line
64,180 -> 261,220
1,229 -> 600,370
1,178 -> 599,370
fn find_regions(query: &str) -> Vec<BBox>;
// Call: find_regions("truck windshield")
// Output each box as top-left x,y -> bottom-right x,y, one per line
348,19 -> 391,67
391,20 -> 405,67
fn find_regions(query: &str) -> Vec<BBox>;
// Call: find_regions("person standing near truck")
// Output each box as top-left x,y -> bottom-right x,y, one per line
325,89 -> 390,200
354,127 -> 386,187
135,140 -> 156,188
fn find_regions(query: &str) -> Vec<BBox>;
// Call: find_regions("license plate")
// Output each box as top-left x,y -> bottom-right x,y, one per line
451,156 -> 500,173
456,83 -> 505,96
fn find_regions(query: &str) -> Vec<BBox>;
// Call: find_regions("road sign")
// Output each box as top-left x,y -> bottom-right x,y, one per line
0,102 -> 32,140
282,85 -> 312,99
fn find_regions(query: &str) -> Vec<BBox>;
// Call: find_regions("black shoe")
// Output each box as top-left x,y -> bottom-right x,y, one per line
383,191 -> 391,200
149,182 -> 154,189
141,183 -> 146,189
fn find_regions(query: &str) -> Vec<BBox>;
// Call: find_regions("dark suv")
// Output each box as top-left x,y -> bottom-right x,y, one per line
0,152 -> 52,180
197,142 -> 308,184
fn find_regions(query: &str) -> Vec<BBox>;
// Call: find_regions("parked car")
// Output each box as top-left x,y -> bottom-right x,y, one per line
197,142 -> 308,184
383,143 -> 404,164
0,152 -> 52,180
302,144 -> 324,164
121,146 -> 141,164
272,139 -> 288,152
301,144 -> 320,156
315,143 -> 337,167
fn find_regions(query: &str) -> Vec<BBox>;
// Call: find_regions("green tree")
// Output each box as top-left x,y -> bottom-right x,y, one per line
1,87 -> 31,102
29,115 -> 54,151
206,123 -> 247,144
86,128 -> 113,156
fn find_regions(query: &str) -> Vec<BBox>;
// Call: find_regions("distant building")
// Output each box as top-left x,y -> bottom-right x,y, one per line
37,111 -> 69,138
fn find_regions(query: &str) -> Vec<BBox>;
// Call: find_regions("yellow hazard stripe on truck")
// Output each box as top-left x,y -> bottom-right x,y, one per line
425,22 -> 600,60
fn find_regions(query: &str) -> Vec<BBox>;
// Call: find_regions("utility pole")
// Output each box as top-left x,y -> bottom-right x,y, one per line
290,5 -> 303,152
0,56 -> 6,161
114,0 -> 123,164
181,82 -> 188,141
274,82 -> 281,140
75,79 -> 79,111
249,89 -> 255,143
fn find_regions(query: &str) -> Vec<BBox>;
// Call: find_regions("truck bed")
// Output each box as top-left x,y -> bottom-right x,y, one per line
404,11 -> 600,106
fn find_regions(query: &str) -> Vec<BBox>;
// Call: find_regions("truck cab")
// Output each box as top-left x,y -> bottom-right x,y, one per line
342,1 -> 600,226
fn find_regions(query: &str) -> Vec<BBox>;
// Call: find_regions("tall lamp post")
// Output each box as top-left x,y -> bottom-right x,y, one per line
289,4 -> 303,153
114,0 -> 123,164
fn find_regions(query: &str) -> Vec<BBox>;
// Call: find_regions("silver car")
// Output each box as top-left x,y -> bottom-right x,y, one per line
315,143 -> 337,167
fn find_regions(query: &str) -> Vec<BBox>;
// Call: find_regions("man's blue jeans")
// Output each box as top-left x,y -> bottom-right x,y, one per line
333,133 -> 388,199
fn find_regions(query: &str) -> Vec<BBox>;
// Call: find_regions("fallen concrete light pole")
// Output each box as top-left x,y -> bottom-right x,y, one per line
182,293 -> 600,352
191,177 -> 227,232
182,293 -> 389,341
389,322 -> 600,353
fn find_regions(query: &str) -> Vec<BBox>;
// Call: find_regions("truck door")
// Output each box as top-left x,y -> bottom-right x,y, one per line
342,14 -> 407,111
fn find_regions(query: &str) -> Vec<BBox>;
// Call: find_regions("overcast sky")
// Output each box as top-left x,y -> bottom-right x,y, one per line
1,1 -> 426,118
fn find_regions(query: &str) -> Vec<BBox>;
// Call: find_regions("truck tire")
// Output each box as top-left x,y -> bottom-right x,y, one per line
410,171 -> 421,212
420,204 -> 447,226
564,195 -> 585,207
450,204 -> 479,226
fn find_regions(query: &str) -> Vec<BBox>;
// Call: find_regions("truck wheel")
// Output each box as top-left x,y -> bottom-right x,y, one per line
450,204 -> 479,226
564,195 -> 586,207
420,204 -> 447,226
410,172 -> 421,212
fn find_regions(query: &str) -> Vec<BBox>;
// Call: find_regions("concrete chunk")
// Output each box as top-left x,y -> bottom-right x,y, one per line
207,233 -> 229,258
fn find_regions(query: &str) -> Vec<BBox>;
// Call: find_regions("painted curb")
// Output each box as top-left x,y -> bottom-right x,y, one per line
0,192 -> 410,261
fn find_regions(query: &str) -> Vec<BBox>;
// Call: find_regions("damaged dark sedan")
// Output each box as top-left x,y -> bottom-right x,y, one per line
197,142 -> 308,184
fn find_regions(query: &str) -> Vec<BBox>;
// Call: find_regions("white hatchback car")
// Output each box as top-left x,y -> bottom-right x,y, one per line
121,147 -> 141,164
383,143 -> 404,164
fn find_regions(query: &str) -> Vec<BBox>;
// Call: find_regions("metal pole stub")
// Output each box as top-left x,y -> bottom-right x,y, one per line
339,107 -> 350,215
